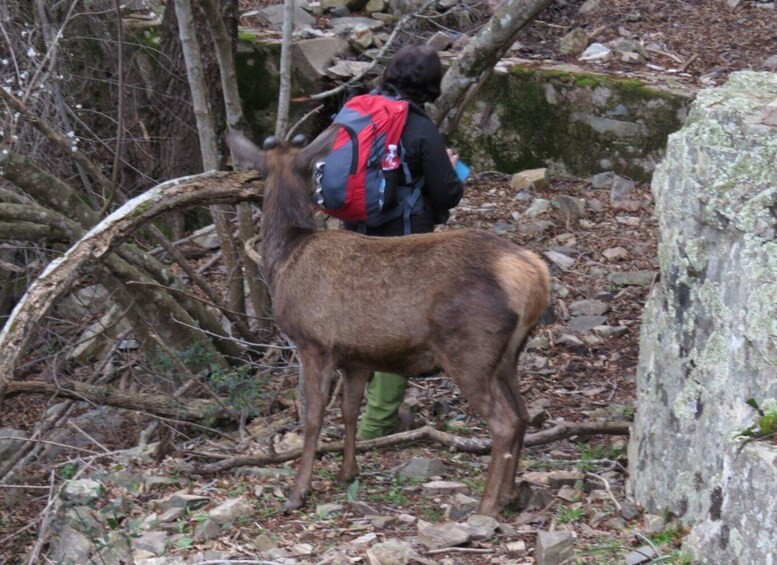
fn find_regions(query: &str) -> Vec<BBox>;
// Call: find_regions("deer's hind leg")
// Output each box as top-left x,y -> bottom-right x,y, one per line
338,367 -> 370,483
285,348 -> 336,512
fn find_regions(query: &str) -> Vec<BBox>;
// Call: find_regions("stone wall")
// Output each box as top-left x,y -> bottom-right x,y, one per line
628,71 -> 777,563
452,64 -> 693,182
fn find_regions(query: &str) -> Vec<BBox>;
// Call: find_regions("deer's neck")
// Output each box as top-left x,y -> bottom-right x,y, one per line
259,177 -> 318,290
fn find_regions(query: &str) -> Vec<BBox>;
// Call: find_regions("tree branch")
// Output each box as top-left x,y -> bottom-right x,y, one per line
191,421 -> 631,474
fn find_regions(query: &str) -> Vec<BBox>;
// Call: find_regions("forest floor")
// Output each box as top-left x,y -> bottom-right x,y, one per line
1,0 -> 775,563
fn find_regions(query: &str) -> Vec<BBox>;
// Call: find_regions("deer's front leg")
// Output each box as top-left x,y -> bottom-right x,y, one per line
284,350 -> 335,512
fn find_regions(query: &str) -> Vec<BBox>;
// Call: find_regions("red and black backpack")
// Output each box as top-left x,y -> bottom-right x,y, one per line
313,92 -> 423,234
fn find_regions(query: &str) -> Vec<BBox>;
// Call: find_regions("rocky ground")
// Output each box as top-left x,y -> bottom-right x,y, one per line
2,0 -> 776,563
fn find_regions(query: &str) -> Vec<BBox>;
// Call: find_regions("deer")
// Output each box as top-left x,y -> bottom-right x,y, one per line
226,128 -> 552,517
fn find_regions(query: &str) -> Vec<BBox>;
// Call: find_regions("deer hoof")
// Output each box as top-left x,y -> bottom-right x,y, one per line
282,494 -> 306,513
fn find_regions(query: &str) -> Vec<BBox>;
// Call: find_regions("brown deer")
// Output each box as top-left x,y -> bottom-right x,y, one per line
226,128 -> 551,516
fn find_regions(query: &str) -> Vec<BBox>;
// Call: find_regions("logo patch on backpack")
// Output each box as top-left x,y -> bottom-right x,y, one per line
314,94 -> 410,224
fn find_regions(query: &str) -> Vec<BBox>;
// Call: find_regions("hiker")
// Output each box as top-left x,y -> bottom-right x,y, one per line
346,44 -> 465,440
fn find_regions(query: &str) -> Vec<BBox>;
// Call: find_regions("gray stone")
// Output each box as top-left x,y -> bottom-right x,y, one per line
512,168 -> 549,191
547,470 -> 583,489
493,219 -> 515,235
94,530 -> 133,564
571,112 -> 643,138
62,478 -> 103,502
556,334 -> 584,347
48,524 -> 94,564
592,325 -> 628,338
152,491 -> 209,513
399,457 -> 448,480
579,43 -> 611,62
364,0 -> 387,11
315,502 -> 344,519
209,497 -> 253,524
591,171 -> 614,189
256,4 -> 316,30
506,539 -> 527,554
465,514 -> 499,540
426,31 -> 453,51
556,195 -> 587,218
0,428 -> 24,461
518,219 -> 554,236
417,520 -> 470,550
421,480 -> 469,496
543,250 -> 576,271
642,513 -> 665,534
254,533 -> 279,552
535,530 -> 575,565
329,16 -> 384,34
569,299 -> 610,316
625,545 -> 657,565
620,500 -> 641,521
132,531 -> 168,555
568,316 -> 608,333
523,198 -> 551,218
444,492 -> 479,520
293,37 -> 350,80
193,518 -> 222,542
326,59 -> 372,79
602,246 -> 629,260
366,539 -> 417,565
606,270 -> 656,287
579,0 -> 601,14
628,72 -> 777,565
559,28 -> 589,56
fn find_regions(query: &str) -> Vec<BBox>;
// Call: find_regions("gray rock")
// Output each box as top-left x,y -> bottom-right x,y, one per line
506,539 -> 527,554
421,480 -> 469,496
642,513 -> 665,534
132,531 -> 168,555
493,219 -> 515,235
602,246 -> 629,260
518,219 -> 554,236
62,478 -> 103,502
559,28 -> 589,56
444,492 -> 479,520
592,325 -> 628,338
523,198 -> 551,218
152,491 -> 209,513
193,518 -> 221,542
293,37 -> 350,80
556,334 -> 584,347
426,31 -> 453,51
535,530 -> 575,565
625,545 -> 657,565
417,520 -> 470,550
315,502 -> 344,519
556,195 -> 587,218
256,4 -> 316,30
254,533 -> 279,552
543,250 -> 576,271
512,168 -> 549,191
48,525 -> 94,564
399,457 -> 448,480
579,43 -> 611,62
547,470 -> 584,489
620,500 -> 641,521
606,270 -> 656,287
329,16 -> 384,34
466,514 -> 499,540
94,531 -> 133,564
209,497 -> 253,524
569,299 -> 610,316
579,0 -> 601,14
0,428 -> 24,461
568,315 -> 608,333
366,539 -> 418,565
591,171 -> 614,189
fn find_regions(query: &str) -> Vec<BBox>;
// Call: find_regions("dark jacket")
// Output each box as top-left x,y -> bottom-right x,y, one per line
345,101 -> 464,236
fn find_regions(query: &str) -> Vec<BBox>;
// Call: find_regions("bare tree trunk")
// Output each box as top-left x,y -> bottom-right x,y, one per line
430,0 -> 553,136
173,0 -> 246,318
275,0 -> 295,139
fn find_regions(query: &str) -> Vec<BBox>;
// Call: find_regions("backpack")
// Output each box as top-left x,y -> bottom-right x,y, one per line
313,93 -> 424,234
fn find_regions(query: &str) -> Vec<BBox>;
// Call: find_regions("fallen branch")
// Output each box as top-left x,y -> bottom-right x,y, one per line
191,421 -> 630,474
0,170 -> 263,406
5,380 -> 228,424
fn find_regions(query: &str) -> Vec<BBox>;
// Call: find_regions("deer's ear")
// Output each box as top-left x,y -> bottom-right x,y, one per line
226,130 -> 267,174
294,126 -> 338,171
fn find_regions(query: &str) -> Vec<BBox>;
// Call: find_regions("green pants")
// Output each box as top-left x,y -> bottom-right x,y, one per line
357,372 -> 407,440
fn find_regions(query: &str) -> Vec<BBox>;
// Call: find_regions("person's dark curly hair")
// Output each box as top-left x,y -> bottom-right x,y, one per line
380,45 -> 442,105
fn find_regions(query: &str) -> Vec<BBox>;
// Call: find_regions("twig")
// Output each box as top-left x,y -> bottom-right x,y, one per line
426,547 -> 495,555
67,420 -> 111,453
585,471 -> 622,511
680,53 -> 698,72
285,104 -> 324,143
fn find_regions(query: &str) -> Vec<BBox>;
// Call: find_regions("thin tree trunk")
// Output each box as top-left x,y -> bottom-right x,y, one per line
430,0 -> 553,136
275,0 -> 295,139
173,0 -> 245,318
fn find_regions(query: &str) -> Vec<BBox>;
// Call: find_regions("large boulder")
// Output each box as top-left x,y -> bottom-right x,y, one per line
628,71 -> 777,563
